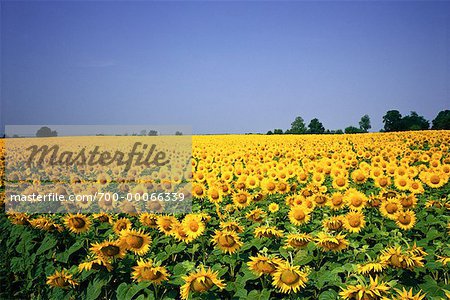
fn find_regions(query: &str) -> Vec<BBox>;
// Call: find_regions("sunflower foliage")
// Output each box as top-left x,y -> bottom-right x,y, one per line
1,131 -> 450,299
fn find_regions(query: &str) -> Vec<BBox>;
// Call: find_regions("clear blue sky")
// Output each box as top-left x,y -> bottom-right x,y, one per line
1,1 -> 449,134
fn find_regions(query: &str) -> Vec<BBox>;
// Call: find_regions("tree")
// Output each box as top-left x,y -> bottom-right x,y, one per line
267,130 -> 273,135
432,110 -> 450,130
359,114 -> 371,132
36,126 -> 57,137
345,126 -> 363,134
308,118 -> 325,134
140,130 -> 147,136
175,131 -> 183,136
335,129 -> 344,134
401,111 -> 429,131
290,116 -> 307,134
382,110 -> 403,132
273,129 -> 283,134
148,130 -> 158,136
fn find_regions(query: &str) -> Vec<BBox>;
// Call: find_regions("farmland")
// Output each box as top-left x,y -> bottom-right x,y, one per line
0,131 -> 449,299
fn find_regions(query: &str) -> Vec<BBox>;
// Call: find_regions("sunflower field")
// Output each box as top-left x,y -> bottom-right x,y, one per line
0,131 -> 450,300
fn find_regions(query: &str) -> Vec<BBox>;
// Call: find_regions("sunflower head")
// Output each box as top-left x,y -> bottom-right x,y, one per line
271,262 -> 308,294
132,259 -> 170,284
64,213 -> 91,234
46,269 -> 78,289
247,254 -> 284,276
212,230 -> 243,254
181,266 -> 226,300
119,228 -> 151,255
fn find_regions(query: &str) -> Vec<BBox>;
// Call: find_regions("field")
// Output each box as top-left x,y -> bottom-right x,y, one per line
0,131 -> 450,300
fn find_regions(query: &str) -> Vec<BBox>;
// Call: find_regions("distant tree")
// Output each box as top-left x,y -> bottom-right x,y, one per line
267,130 -> 273,135
335,129 -> 344,134
140,130 -> 147,136
273,129 -> 283,134
12,134 -> 19,138
359,114 -> 371,132
175,131 -> 183,136
308,118 -> 325,134
148,130 -> 158,136
36,126 -> 57,137
345,126 -> 364,134
401,111 -> 429,131
432,110 -> 450,130
382,110 -> 403,132
290,116 -> 307,134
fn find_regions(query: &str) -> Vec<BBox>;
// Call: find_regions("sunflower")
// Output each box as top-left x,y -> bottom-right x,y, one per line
261,178 -> 278,195
356,260 -> 387,275
171,223 -> 194,243
157,215 -> 179,235
312,194 -> 328,207
268,202 -> 280,213
246,175 -> 260,189
271,262 -> 308,294
351,169 -> 368,184
437,255 -> 450,265
90,239 -> 127,261
395,210 -> 416,230
247,254 -> 284,276
394,176 -> 410,191
398,193 -> 417,209
46,269 -> 78,289
322,216 -> 344,231
374,176 -> 391,189
379,198 -> 403,220
212,230 -> 243,254
192,182 -> 207,198
180,266 -> 226,300
393,287 -> 426,300
343,211 -> 366,233
93,213 -> 112,224
78,256 -> 112,272
64,213 -> 91,234
254,225 -> 284,238
8,212 -> 29,225
119,228 -> 151,255
425,171 -> 447,188
182,214 -> 205,240
332,176 -> 349,190
315,232 -> 348,252
288,205 -> 311,226
284,233 -> 313,249
232,190 -> 252,209
339,276 -> 390,300
207,186 -> 223,203
112,217 -> 132,234
220,221 -> 244,233
379,246 -> 418,269
139,213 -> 158,228
131,259 -> 170,284
328,192 -> 345,210
246,208 -> 265,222
344,189 -> 368,211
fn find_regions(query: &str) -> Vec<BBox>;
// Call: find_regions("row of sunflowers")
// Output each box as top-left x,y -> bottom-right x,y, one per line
0,131 -> 449,299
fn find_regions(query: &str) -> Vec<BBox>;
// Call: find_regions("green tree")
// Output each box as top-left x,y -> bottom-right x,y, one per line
290,116 -> 307,134
267,130 -> 273,135
432,110 -> 450,130
308,118 -> 325,134
359,114 -> 371,132
273,129 -> 283,134
345,126 -> 363,134
401,111 -> 429,130
382,110 -> 403,132
36,126 -> 57,137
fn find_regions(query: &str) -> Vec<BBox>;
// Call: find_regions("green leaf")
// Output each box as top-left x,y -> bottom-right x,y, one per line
36,235 -> 57,255
319,290 -> 338,300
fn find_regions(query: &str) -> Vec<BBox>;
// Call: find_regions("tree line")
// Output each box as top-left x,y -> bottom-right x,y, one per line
267,109 -> 450,135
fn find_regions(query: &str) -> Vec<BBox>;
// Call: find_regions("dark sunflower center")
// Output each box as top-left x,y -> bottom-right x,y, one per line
218,235 -> 236,247
398,214 -> 412,225
255,261 -> 276,274
386,203 -> 398,214
71,217 -> 86,229
280,270 -> 300,285
126,235 -> 144,248
191,277 -> 214,292
101,245 -> 120,257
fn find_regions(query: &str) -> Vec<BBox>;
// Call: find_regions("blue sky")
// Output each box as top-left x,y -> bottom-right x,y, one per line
1,1 -> 449,134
